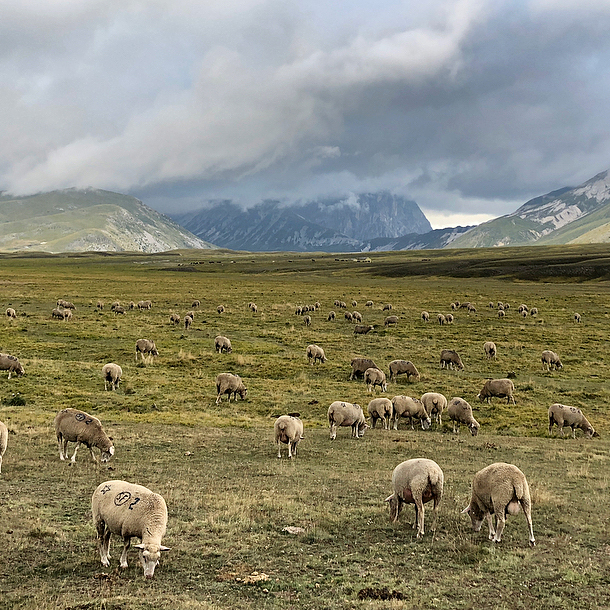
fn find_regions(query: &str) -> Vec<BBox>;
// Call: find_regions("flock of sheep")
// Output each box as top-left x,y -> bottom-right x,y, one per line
0,293 -> 595,580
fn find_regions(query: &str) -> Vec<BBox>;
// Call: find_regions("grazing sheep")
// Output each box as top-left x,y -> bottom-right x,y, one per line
184,315 -> 193,330
327,310 -> 336,321
350,357 -> 379,380
365,300 -> 374,307
6,308 -> 16,319
135,339 -> 159,362
185,310 -> 195,319
521,310 -> 528,318
383,304 -> 393,311
447,397 -> 479,436
306,344 -> 326,364
215,373 -> 247,404
451,302 -> 458,310
137,300 -> 152,310
128,301 -> 136,310
446,313 -> 454,324
304,315 -> 312,326
391,395 -> 431,430
328,401 -> 367,439
384,315 -> 398,326
0,420 -> 7,474
437,314 -> 446,325
92,480 -> 169,578
110,301 -> 121,311
497,301 -> 503,309
353,324 -> 374,335
274,415 -> 304,458
459,302 -> 469,309
421,311 -> 430,322
217,304 -> 225,314
498,310 -> 505,318
51,308 -> 64,320
352,311 -> 363,323
351,300 -> 357,307
314,301 -> 321,310
518,304 -> 528,313
367,397 -> 393,429
344,311 -> 353,322
385,458 -> 444,538
420,392 -> 447,426
454,301 -> 461,308
488,301 -> 494,308
541,350 -> 563,371
484,341 -> 497,359
574,312 -> 581,323
102,363 -> 122,391
440,349 -> 464,370
62,309 -> 73,321
62,301 -> 76,310
462,462 -> 535,546
478,379 -> 515,404
548,403 -> 598,439
96,301 -> 104,310
54,408 -> 114,463
388,360 -> 420,383
467,304 -> 476,313
530,307 -> 538,316
295,306 -> 303,315
0,353 -> 24,379
214,335 -> 232,353
113,306 -> 125,315
504,303 -> 510,310
250,304 -> 258,313
364,367 -> 387,393
169,313 -> 180,325
339,301 -> 347,309
192,299 -> 200,308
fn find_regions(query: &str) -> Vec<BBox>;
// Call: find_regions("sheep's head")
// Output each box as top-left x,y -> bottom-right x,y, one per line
462,503 -> 485,531
101,445 -> 115,463
135,543 -> 170,579
421,417 -> 431,431
469,421 -> 480,436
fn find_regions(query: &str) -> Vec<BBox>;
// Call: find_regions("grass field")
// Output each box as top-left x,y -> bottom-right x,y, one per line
0,246 -> 610,609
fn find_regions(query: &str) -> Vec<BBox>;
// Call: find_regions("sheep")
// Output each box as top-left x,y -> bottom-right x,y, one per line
367,397 -> 393,429
498,310 -> 505,318
451,302 -> 458,310
364,367 -> 387,393
574,312 -> 581,323
518,304 -> 528,313
92,480 -> 169,578
327,310 -> 336,321
385,458 -> 443,538
215,335 -> 232,353
110,301 -> 121,311
128,301 -> 136,310
54,408 -> 114,463
353,324 -> 374,335
61,301 -> 76,310
169,313 -> 180,325
467,304 -> 476,313
306,344 -> 326,364
352,311 -> 363,323
351,300 -> 357,307
0,420 -> 7,474
421,311 -> 429,322
391,395 -> 431,430
192,299 -> 200,308
215,373 -> 247,404
350,357 -> 379,380
478,379 -> 515,404
541,350 -> 563,371
530,307 -> 538,316
483,341 -> 497,359
437,314 -> 446,325
384,315 -> 398,326
548,403 -> 598,439
365,300 -> 374,307
446,313 -> 454,324
135,339 -> 159,362
102,363 -> 122,391
314,301 -> 321,310
217,304 -> 225,314
454,301 -> 461,308
113,306 -> 125,315
52,308 -> 64,320
327,401 -> 367,439
339,301 -> 347,309
383,304 -> 393,311
96,301 -> 104,310
63,309 -> 73,321
447,397 -> 479,436
0,353 -> 24,379
137,300 -> 152,310
185,310 -> 195,319
488,301 -> 494,308
184,315 -> 193,330
462,462 -> 535,546
497,301 -> 503,309
274,414 -> 304,458
504,303 -> 510,310
6,308 -> 16,319
250,304 -> 258,313
440,349 -> 464,370
521,310 -> 528,318
388,360 -> 420,383
344,311 -> 353,322
304,315 -> 312,326
420,392 -> 447,426
295,306 -> 303,315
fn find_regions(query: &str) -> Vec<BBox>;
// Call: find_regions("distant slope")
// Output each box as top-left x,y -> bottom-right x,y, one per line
449,170 -> 610,248
0,189 -> 215,253
361,226 -> 473,251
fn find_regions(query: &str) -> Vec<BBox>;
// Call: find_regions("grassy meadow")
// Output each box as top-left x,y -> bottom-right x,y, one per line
0,246 -> 610,609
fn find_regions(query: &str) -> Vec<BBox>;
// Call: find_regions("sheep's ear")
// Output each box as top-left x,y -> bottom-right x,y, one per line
109,446 -> 115,455
461,506 -> 471,514
133,544 -> 145,550
384,495 -> 394,503
160,546 -> 170,552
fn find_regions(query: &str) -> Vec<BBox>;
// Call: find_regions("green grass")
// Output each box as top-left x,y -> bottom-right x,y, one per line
0,246 -> 610,609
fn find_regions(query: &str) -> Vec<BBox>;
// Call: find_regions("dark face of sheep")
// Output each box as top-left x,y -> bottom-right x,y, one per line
100,445 -> 115,463
462,504 -> 485,531
469,422 -> 480,436
421,417 -> 431,430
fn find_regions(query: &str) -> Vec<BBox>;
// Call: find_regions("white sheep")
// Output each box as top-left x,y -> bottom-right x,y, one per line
548,403 -> 598,439
327,311 -> 336,321
477,379 -> 515,404
391,395 -> 431,430
574,312 -> 581,323
420,392 -> 447,427
0,353 -> 24,379
54,408 -> 115,463
483,341 -> 497,359
217,304 -> 225,314
304,315 -> 312,326
306,344 -> 326,364
0,420 -> 7,473
169,313 -> 180,325
541,350 -> 562,371
92,480 -> 169,578
184,314 -> 193,330
367,397 -> 393,430
6,308 -> 16,319
215,373 -> 247,404
192,299 -> 200,308
274,414 -> 304,458
135,339 -> 159,362
328,401 -> 367,439
385,458 -> 444,539
137,300 -> 152,310
462,462 -> 535,546
388,360 -> 420,383
440,349 -> 464,370
364,367 -> 387,393
421,311 -> 429,322
447,397 -> 480,436
215,335 -> 232,353
102,363 -> 122,391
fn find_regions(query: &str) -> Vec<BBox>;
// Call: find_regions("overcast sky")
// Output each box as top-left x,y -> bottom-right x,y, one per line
2,0 -> 610,228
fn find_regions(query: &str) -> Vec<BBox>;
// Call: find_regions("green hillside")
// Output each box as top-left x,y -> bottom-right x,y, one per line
446,215 -> 548,248
537,200 -> 610,244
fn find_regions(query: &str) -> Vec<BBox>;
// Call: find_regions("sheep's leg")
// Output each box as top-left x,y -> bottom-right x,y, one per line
120,536 -> 131,568
104,380 -> 109,391
58,436 -> 66,460
329,424 -> 337,440
392,416 -> 398,431
0,455 -> 2,473
415,499 -> 425,538
96,521 -> 111,566
493,510 -> 506,543
7,371 -> 11,380
70,441 -> 81,463
486,513 -> 496,540
277,441 -> 282,458
521,500 -> 536,547
571,426 -> 576,439
89,447 -> 98,463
